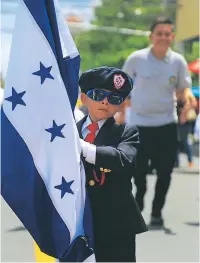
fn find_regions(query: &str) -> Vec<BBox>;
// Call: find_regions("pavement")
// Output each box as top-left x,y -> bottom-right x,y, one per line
136,155 -> 199,262
1,154 -> 199,262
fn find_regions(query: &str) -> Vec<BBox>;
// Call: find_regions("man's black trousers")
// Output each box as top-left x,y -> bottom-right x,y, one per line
134,123 -> 177,217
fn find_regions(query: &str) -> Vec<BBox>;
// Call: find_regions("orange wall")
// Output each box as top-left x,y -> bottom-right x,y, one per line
176,0 -> 199,41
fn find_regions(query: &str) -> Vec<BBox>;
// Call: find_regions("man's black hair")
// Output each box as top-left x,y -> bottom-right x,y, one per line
150,16 -> 174,32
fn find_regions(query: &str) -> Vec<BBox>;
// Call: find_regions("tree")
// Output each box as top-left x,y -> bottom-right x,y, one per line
76,29 -> 149,71
75,0 -> 196,72
93,0 -> 176,30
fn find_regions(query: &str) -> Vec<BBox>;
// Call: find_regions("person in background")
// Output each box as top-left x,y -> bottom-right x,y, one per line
122,16 -> 196,227
176,97 -> 197,167
115,96 -> 156,175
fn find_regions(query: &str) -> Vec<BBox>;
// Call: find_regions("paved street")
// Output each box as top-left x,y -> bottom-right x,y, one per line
137,155 -> 199,262
1,154 -> 199,262
1,198 -> 35,262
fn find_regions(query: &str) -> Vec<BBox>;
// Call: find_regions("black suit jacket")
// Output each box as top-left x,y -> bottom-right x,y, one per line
77,116 -> 147,241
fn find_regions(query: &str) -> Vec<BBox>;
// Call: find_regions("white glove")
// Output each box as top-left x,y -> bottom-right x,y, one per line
80,138 -> 96,164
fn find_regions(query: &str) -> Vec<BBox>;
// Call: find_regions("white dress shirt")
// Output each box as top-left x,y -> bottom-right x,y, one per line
80,116 -> 106,164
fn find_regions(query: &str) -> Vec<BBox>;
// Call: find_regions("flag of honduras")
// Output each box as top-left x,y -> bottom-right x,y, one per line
1,0 -> 94,261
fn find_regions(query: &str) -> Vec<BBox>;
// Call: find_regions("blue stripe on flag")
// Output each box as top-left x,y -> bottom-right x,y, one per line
63,56 -> 80,111
1,0 -> 94,260
1,109 -> 71,258
23,0 -> 80,110
23,0 -> 56,56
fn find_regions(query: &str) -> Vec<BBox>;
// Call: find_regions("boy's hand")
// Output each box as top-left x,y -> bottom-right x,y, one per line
80,139 -> 96,164
80,139 -> 89,157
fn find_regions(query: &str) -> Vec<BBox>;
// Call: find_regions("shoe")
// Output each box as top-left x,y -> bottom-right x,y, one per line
188,162 -> 194,168
149,216 -> 164,227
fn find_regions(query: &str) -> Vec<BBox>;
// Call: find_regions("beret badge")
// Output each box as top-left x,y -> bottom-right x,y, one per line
113,74 -> 125,89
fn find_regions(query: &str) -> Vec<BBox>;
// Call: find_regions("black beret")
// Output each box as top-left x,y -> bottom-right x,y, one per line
79,66 -> 133,99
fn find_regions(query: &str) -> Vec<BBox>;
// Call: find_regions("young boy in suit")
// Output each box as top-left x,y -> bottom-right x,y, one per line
77,66 -> 147,262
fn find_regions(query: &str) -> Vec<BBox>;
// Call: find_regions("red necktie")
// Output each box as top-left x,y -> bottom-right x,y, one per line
84,122 -> 99,143
84,122 -> 105,186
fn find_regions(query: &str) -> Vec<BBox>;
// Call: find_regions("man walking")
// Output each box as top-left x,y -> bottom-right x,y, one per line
123,16 -> 195,227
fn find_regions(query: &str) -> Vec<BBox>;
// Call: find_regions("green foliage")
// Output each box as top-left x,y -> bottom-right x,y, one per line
184,42 -> 200,63
93,0 -> 176,30
76,31 -> 148,71
191,73 -> 199,87
75,0 -> 177,71
75,0 -> 198,82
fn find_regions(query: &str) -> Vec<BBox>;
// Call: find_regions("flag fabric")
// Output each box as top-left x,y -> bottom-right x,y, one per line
1,0 -> 94,261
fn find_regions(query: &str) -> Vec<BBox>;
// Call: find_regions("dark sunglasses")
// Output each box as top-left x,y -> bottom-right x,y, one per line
87,89 -> 124,105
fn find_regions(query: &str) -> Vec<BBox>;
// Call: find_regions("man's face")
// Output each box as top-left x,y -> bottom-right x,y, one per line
150,24 -> 175,51
81,91 -> 122,122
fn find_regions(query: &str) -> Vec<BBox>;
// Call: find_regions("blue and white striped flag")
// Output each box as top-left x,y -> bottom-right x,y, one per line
1,0 -> 94,261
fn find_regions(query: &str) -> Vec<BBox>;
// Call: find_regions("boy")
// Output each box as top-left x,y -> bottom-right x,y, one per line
77,66 -> 147,262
